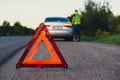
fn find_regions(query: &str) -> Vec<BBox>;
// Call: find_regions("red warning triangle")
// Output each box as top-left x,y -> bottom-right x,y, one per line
16,23 -> 68,68
24,31 -> 62,64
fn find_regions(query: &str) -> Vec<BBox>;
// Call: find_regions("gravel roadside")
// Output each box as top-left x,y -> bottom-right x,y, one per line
0,40 -> 120,80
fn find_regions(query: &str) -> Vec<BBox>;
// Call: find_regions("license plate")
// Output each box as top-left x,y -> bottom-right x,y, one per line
53,26 -> 62,30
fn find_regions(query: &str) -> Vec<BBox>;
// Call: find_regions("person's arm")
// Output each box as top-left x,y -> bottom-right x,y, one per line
72,16 -> 75,25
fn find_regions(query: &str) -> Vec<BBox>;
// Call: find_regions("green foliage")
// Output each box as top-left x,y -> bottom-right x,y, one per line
95,29 -> 101,35
81,35 -> 103,41
95,34 -> 120,46
0,21 -> 12,36
116,24 -> 120,33
81,34 -> 120,46
81,0 -> 113,36
95,29 -> 110,36
101,31 -> 111,36
0,21 -> 35,36
68,0 -> 118,36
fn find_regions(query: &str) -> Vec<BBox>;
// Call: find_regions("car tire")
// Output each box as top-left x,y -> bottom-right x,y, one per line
65,37 -> 73,41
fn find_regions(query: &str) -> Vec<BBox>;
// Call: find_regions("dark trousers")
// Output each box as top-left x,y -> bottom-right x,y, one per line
73,24 -> 80,41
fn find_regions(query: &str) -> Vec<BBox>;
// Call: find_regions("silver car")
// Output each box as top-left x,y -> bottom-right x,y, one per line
44,17 -> 73,41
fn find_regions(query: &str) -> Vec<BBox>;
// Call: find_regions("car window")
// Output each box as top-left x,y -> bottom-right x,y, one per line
44,17 -> 69,22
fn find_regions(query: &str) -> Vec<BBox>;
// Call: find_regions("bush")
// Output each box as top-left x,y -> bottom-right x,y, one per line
95,29 -> 102,36
96,29 -> 110,36
101,31 -> 111,36
116,24 -> 120,33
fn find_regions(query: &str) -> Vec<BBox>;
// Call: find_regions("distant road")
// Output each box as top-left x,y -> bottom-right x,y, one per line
0,36 -> 31,65
0,41 -> 120,80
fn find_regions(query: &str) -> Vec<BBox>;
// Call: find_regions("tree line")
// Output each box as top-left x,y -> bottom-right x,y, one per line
1,0 -> 120,37
0,21 -> 35,36
68,0 -> 120,36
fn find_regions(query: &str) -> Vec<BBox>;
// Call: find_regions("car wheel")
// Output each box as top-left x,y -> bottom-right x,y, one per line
65,37 -> 73,41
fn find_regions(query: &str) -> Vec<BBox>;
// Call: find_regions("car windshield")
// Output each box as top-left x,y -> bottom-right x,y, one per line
44,17 -> 69,22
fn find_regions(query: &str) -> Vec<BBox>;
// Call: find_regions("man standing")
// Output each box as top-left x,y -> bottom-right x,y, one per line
72,9 -> 81,41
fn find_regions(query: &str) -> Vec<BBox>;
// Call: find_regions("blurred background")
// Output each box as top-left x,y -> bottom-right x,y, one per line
0,0 -> 120,45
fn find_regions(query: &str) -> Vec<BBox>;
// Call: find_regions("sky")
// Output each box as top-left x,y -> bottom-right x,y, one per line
0,0 -> 120,29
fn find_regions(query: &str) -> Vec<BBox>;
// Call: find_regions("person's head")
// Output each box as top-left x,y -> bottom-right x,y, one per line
75,9 -> 78,14
75,9 -> 78,12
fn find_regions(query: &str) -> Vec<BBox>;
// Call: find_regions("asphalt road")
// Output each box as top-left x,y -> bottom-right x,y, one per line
0,39 -> 120,80
0,36 -> 31,65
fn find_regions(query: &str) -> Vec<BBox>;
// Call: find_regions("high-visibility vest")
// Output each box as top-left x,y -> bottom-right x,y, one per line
74,12 -> 81,25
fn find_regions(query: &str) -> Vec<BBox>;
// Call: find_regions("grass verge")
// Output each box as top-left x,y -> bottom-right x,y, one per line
81,34 -> 120,46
